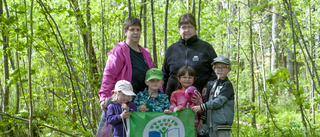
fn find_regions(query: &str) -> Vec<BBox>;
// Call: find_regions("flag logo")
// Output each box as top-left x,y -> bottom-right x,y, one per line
143,115 -> 185,137
127,108 -> 195,137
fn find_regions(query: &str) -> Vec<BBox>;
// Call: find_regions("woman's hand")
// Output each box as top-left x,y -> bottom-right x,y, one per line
100,101 -> 106,111
139,105 -> 149,112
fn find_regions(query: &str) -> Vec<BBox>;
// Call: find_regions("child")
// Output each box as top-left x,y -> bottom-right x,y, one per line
169,66 -> 203,136
192,56 -> 235,137
133,68 -> 171,113
106,80 -> 137,137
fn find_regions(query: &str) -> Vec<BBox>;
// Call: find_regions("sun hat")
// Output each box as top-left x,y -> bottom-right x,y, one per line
211,56 -> 231,65
145,68 -> 163,82
113,80 -> 136,96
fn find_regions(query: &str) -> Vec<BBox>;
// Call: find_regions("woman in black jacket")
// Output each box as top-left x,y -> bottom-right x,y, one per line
162,13 -> 218,99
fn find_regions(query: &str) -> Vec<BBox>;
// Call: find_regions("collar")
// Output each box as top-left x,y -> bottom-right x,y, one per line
179,35 -> 198,46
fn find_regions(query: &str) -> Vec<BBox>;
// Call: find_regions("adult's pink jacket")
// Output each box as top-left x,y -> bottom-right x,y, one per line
99,41 -> 155,103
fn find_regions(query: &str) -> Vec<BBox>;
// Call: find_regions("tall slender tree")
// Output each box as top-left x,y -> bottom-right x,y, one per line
1,0 -> 9,115
271,1 -> 278,72
248,0 -> 256,128
142,0 -> 147,48
164,0 -> 169,52
128,0 -> 131,17
150,0 -> 157,67
86,0 -> 97,128
28,0 -> 34,136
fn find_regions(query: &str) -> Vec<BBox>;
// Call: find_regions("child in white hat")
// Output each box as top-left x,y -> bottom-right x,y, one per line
106,80 -> 137,137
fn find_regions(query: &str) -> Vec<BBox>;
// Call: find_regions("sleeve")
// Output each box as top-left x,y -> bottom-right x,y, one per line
128,102 -> 137,112
169,91 -> 178,111
133,93 -> 144,111
201,82 -> 234,111
99,49 -> 124,103
106,104 -> 122,125
163,95 -> 171,110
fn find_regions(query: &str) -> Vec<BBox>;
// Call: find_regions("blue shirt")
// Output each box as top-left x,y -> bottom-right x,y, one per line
133,88 -> 170,112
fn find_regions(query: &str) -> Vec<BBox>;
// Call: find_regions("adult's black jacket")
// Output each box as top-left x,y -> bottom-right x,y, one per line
162,35 -> 217,98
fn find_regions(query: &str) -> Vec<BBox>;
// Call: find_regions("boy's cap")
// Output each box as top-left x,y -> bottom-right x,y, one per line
145,68 -> 163,81
113,80 -> 136,96
211,56 -> 231,65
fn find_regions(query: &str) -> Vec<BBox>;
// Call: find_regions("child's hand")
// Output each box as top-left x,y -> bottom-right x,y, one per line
164,110 -> 172,114
202,88 -> 207,101
120,110 -> 131,119
191,105 -> 201,113
122,103 -> 129,111
191,94 -> 200,105
198,119 -> 204,127
174,105 -> 184,111
139,105 -> 149,112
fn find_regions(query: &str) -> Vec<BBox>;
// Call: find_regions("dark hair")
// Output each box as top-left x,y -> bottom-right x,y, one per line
175,66 -> 196,90
178,13 -> 196,28
123,17 -> 142,31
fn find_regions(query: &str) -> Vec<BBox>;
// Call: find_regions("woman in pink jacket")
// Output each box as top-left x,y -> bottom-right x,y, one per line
99,17 -> 155,110
96,17 -> 155,137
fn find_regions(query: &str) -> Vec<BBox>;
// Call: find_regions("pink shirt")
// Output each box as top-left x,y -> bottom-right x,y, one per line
170,89 -> 203,127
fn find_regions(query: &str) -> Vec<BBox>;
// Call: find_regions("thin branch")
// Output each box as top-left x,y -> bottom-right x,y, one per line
0,112 -> 76,137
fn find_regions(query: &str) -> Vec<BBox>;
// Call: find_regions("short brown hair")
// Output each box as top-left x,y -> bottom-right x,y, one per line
178,13 -> 196,28
176,66 -> 196,90
123,17 -> 142,31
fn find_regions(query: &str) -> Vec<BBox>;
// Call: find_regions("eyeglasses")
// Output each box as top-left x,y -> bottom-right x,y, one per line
128,28 -> 141,32
180,76 -> 194,80
180,25 -> 194,31
214,67 -> 229,71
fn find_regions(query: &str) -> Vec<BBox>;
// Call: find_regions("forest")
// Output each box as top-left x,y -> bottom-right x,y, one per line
0,0 -> 319,136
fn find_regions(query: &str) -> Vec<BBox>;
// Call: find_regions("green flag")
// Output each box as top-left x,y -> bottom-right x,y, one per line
127,108 -> 195,137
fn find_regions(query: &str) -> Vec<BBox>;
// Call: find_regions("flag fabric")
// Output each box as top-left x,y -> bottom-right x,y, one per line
127,108 -> 195,137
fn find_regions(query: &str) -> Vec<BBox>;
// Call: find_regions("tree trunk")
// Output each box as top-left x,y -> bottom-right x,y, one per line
1,0 -> 9,115
150,0 -> 157,67
164,0 -> 168,53
11,0 -> 21,114
248,0 -> 256,128
101,0 -> 105,68
192,0 -> 195,16
86,0 -> 97,128
29,0 -> 34,136
142,0 -> 147,48
308,3 -> 315,125
236,3 -> 241,136
128,0 -> 131,17
271,3 -> 278,72
69,0 -> 99,92
197,0 -> 200,37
